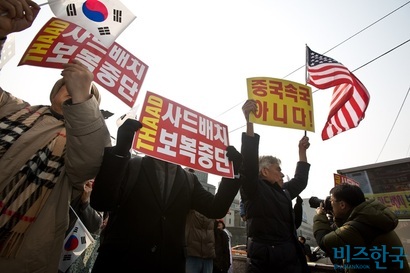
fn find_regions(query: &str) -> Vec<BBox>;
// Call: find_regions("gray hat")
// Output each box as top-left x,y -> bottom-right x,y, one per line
50,78 -> 100,104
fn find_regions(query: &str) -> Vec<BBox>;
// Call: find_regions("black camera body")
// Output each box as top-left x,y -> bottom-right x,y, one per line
309,196 -> 332,212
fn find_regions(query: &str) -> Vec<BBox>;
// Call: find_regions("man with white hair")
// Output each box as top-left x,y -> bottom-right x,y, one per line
239,99 -> 311,273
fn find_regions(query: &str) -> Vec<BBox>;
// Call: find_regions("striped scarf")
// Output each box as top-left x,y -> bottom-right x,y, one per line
0,105 -> 66,258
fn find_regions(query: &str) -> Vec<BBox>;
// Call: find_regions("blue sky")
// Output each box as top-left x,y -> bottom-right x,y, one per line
1,0 -> 409,199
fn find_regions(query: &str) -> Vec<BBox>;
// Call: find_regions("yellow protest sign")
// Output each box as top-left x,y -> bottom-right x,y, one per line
247,77 -> 315,132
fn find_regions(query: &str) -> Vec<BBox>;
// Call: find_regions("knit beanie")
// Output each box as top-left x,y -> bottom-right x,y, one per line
49,78 -> 101,104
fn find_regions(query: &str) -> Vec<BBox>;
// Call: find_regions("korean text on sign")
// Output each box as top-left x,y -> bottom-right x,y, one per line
247,77 -> 315,132
18,17 -> 148,107
133,91 -> 234,178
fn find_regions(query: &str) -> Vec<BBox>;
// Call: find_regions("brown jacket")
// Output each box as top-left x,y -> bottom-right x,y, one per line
0,90 -> 111,273
185,210 -> 215,259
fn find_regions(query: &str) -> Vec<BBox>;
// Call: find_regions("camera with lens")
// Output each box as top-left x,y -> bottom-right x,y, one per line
309,196 -> 332,212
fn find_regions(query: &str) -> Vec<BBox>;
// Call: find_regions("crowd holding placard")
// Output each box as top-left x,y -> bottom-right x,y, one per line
0,1 -> 409,273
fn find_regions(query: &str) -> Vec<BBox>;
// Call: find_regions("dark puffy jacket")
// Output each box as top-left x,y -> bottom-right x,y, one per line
185,210 -> 215,259
213,225 -> 230,272
314,199 -> 410,272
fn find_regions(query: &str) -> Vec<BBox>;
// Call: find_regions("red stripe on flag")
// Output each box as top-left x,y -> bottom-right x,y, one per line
307,46 -> 370,140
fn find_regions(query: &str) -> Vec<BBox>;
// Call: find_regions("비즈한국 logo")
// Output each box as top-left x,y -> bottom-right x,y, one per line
333,245 -> 407,270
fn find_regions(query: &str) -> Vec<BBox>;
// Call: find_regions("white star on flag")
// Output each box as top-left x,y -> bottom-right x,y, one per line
48,0 -> 136,47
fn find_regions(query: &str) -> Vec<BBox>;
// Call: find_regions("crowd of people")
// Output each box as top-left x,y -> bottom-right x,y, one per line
1,1 -> 409,273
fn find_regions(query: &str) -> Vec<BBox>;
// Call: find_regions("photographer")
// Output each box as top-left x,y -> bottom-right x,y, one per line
313,184 -> 409,272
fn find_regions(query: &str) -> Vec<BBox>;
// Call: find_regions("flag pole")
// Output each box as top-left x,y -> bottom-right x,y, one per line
304,44 -> 308,137
305,44 -> 308,86
1,1 -> 53,16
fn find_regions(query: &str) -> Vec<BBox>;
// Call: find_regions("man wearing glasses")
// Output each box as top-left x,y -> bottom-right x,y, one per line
314,184 -> 410,272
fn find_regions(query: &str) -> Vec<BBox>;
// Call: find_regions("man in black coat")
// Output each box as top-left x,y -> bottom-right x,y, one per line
90,119 -> 243,273
240,99 -> 311,273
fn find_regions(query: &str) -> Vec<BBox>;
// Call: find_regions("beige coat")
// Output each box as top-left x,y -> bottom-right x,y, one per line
0,90 -> 111,273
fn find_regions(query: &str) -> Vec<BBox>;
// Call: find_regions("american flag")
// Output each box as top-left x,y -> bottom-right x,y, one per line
306,46 -> 370,140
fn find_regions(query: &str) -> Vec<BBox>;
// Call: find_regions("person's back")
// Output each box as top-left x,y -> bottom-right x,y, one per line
213,220 -> 231,273
185,210 -> 215,273
298,236 -> 313,262
369,228 -> 409,272
340,200 -> 409,272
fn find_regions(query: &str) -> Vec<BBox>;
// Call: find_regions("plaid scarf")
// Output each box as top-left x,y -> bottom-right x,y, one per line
0,105 -> 66,258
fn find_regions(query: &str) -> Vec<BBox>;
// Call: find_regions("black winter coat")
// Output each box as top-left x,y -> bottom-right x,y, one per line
90,148 -> 241,273
240,133 -> 310,273
213,227 -> 231,273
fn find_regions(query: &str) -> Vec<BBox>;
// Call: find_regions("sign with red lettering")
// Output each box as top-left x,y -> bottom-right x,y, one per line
368,191 -> 410,218
247,77 -> 315,132
18,17 -> 148,108
333,173 -> 360,187
133,91 -> 234,178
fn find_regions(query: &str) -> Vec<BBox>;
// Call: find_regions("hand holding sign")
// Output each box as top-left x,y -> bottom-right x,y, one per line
226,146 -> 243,176
114,118 -> 142,156
61,59 -> 94,104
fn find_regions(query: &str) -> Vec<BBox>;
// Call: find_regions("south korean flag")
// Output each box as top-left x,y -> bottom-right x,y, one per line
59,212 -> 95,272
48,0 -> 136,47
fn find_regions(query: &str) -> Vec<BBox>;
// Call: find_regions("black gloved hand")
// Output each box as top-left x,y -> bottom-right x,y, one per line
226,145 -> 243,175
114,119 -> 142,156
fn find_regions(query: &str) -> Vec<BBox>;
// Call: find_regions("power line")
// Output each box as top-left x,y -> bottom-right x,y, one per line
283,0 -> 410,79
321,1 -> 410,56
407,143 -> 410,157
217,1 -> 410,119
225,39 -> 410,134
351,38 -> 410,73
375,84 -> 410,162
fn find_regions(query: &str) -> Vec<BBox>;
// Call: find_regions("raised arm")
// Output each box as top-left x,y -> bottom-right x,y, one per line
283,136 -> 311,199
242,99 -> 257,137
191,146 -> 243,219
298,135 -> 310,162
240,99 -> 260,199
0,0 -> 40,38
74,180 -> 104,234
90,119 -> 142,211
0,0 -> 40,91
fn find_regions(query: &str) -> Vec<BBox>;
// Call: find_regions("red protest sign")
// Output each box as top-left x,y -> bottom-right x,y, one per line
133,91 -> 234,178
18,17 -> 148,108
334,173 -> 360,187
